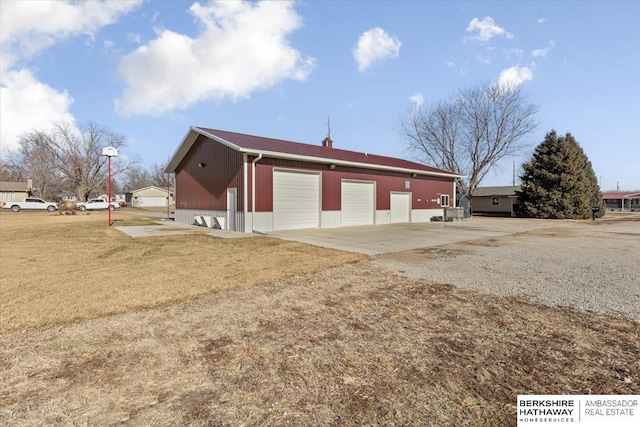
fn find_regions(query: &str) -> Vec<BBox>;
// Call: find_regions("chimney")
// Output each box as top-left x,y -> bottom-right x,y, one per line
27,178 -> 33,194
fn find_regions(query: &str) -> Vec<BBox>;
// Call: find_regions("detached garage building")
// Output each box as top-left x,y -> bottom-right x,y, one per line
130,186 -> 174,208
165,127 -> 462,233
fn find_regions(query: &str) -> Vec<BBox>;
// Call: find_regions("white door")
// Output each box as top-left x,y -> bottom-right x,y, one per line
390,192 -> 411,223
341,181 -> 375,226
273,170 -> 320,230
227,188 -> 237,231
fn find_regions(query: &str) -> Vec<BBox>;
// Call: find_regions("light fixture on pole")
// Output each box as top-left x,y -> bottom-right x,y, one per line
101,146 -> 118,226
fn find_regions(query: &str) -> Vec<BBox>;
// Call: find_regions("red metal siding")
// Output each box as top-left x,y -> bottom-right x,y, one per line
249,158 -> 454,212
175,135 -> 243,211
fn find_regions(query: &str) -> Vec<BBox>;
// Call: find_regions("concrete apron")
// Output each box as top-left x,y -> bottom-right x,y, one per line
268,217 -> 569,255
115,216 -> 569,253
115,221 -> 255,239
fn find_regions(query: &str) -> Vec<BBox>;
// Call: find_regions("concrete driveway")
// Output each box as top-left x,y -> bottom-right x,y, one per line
268,217 -> 569,255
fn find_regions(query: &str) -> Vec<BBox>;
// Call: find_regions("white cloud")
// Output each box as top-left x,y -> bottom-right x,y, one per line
497,65 -> 533,87
127,33 -> 143,44
531,48 -> 549,58
476,53 -> 491,65
353,27 -> 401,73
0,69 -> 77,149
409,93 -> 424,109
537,18 -> 546,24
465,16 -> 513,42
115,0 -> 315,116
445,60 -> 456,69
0,0 -> 143,151
0,0 -> 143,72
507,48 -> 524,59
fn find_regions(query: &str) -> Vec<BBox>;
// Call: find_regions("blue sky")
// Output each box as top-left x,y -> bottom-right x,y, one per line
1,0 -> 639,191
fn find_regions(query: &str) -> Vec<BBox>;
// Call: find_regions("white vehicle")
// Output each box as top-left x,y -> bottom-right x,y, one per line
2,198 -> 59,212
74,198 -> 119,211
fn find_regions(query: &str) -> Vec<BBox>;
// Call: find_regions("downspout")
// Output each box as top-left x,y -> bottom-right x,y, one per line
251,153 -> 264,234
243,153 -> 248,232
453,179 -> 457,207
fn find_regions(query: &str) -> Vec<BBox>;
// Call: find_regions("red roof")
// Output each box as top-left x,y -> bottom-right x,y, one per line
194,127 -> 459,176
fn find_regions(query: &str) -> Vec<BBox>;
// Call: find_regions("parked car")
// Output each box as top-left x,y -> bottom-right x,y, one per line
74,198 -> 119,211
2,198 -> 59,212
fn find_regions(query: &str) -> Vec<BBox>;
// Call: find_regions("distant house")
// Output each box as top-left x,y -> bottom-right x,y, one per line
130,186 -> 174,208
0,179 -> 32,203
59,193 -> 77,202
602,191 -> 640,212
472,186 -> 520,217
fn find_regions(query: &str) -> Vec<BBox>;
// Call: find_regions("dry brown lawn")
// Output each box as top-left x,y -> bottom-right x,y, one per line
0,209 -> 363,333
0,210 -> 638,426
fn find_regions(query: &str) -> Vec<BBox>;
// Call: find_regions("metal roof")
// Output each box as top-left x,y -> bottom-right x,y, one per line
602,191 -> 640,199
165,127 -> 462,179
0,181 -> 29,192
473,186 -> 521,197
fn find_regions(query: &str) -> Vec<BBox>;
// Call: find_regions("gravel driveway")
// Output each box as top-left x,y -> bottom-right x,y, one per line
373,217 -> 640,319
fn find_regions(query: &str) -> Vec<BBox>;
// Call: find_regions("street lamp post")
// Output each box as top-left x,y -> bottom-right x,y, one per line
160,165 -> 171,220
166,171 -> 171,220
101,146 -> 118,226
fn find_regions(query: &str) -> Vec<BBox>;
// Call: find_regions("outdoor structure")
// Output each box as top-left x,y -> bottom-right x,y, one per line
472,186 -> 520,217
59,193 -> 77,202
165,127 -> 462,232
456,194 -> 472,218
0,179 -> 32,203
602,191 -> 640,212
128,186 -> 174,208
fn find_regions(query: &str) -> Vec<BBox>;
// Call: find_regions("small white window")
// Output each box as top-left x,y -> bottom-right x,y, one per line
440,194 -> 450,207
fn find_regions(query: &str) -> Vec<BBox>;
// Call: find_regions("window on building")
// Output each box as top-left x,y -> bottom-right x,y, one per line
440,194 -> 450,206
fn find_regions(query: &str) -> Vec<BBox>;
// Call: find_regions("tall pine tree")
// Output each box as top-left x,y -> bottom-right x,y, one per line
516,131 -> 603,219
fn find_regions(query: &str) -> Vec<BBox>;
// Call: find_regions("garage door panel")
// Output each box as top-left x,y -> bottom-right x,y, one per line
341,181 -> 374,226
273,170 -> 320,230
390,192 -> 411,223
137,196 -> 166,207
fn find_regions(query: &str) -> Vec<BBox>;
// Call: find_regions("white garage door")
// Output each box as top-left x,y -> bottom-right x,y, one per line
390,192 -> 411,223
273,170 -> 320,230
137,196 -> 166,207
341,181 -> 375,226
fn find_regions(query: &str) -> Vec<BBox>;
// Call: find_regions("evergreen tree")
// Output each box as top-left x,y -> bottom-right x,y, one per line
516,131 -> 603,219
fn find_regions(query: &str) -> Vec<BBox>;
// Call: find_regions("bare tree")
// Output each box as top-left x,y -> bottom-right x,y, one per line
119,167 -> 152,192
0,151 -> 28,182
4,132 -> 64,199
10,122 -> 136,201
150,161 -> 174,189
398,82 -> 540,195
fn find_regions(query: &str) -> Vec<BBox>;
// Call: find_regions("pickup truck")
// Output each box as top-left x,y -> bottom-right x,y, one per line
2,198 -> 59,212
74,198 -> 119,211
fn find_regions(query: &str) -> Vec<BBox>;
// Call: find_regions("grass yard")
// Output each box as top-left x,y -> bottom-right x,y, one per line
0,210 -> 638,426
0,210 -> 364,333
